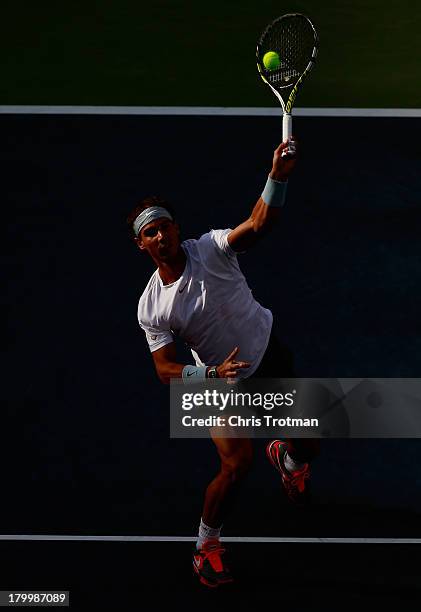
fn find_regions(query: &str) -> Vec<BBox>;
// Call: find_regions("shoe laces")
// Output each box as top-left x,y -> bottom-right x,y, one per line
200,540 -> 226,570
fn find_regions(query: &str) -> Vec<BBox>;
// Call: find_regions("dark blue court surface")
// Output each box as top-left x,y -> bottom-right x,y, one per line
2,114 -> 421,607
1,541 -> 420,611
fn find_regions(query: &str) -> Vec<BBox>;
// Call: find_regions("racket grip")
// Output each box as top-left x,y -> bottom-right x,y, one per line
283,113 -> 292,142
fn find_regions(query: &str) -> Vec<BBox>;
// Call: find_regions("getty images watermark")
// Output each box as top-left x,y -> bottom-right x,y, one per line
179,388 -> 318,430
170,378 -> 421,438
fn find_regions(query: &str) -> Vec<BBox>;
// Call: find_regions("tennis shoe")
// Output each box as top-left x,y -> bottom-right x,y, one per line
193,539 -> 233,588
266,439 -> 310,505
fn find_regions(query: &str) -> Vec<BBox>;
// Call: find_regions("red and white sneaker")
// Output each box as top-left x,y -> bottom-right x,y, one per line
193,539 -> 233,588
266,439 -> 310,505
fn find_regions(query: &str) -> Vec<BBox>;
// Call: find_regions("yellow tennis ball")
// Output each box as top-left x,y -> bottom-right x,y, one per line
263,51 -> 281,71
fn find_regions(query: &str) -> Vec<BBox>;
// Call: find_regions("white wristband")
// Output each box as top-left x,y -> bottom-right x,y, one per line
182,364 -> 207,382
261,175 -> 288,208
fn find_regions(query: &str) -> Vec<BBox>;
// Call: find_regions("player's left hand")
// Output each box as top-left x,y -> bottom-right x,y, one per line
269,137 -> 298,181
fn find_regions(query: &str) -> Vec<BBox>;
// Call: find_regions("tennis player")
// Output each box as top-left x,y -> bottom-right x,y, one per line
127,138 -> 319,588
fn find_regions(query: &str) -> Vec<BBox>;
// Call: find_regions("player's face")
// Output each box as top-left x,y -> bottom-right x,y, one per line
138,218 -> 180,261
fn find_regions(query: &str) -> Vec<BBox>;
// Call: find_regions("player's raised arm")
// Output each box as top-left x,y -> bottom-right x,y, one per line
227,138 -> 298,253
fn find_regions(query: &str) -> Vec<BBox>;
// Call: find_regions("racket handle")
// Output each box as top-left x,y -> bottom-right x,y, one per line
283,113 -> 292,142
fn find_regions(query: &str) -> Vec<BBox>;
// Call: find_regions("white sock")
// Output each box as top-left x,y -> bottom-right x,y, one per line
284,451 -> 307,473
196,518 -> 222,550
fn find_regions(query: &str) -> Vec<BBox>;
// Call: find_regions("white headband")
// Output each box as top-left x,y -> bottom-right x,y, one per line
133,206 -> 173,238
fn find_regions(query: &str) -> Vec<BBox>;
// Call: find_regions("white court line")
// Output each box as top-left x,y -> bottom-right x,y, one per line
0,106 -> 420,117
0,535 -> 420,543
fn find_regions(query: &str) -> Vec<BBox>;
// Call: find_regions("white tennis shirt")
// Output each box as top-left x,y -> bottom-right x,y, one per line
137,229 -> 273,378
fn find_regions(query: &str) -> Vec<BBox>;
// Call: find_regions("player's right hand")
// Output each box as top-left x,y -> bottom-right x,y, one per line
270,137 -> 298,181
216,347 -> 251,378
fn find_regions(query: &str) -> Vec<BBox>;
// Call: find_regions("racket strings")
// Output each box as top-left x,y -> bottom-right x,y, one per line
259,15 -> 315,89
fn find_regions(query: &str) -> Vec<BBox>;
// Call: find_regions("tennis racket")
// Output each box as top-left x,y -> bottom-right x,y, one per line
256,13 -> 318,155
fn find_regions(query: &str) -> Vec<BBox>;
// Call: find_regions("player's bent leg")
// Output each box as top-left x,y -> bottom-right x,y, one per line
204,435 -> 253,528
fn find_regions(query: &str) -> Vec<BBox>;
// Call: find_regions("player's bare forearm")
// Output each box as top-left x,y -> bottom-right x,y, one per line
151,342 -> 185,384
156,361 -> 186,385
151,344 -> 250,384
249,196 -> 281,231
228,198 -> 280,252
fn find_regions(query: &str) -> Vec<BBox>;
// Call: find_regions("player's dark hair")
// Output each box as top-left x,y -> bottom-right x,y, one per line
126,195 -> 176,241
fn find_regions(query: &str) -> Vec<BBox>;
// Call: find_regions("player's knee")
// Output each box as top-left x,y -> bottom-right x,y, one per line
221,447 -> 253,483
